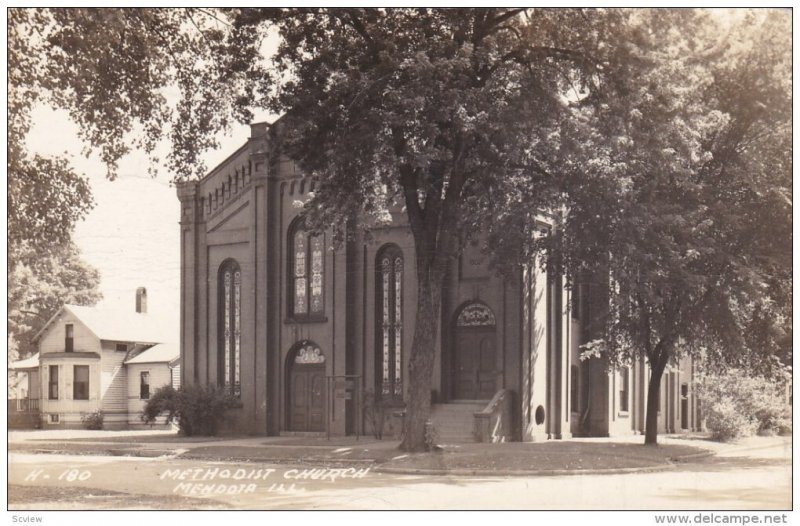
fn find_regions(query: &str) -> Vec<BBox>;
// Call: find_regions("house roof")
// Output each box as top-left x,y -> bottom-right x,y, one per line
33,304 -> 167,344
8,345 -> 178,369
8,353 -> 39,371
40,351 -> 101,361
124,343 -> 180,365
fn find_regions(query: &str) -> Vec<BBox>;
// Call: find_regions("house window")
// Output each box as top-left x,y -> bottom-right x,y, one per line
48,365 -> 58,400
219,260 -> 241,398
288,219 -> 324,319
619,366 -> 630,413
140,371 -> 150,400
65,324 -> 74,352
73,365 -> 89,400
49,414 -> 59,423
376,245 -> 403,399
116,343 -> 128,352
571,284 -> 580,320
570,365 -> 579,413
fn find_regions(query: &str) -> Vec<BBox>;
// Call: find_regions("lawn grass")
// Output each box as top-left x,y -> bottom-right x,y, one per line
381,441 -> 707,472
10,435 -> 711,473
180,445 -> 383,464
179,440 -> 708,472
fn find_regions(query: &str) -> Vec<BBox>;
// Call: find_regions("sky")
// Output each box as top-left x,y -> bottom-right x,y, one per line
24,105 -> 263,343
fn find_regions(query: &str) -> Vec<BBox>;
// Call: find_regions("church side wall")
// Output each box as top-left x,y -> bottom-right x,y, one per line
521,257 -> 550,441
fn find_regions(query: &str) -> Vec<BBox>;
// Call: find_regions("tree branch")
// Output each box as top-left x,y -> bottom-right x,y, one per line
186,9 -> 214,49
194,8 -> 231,27
335,9 -> 380,61
484,8 -> 527,31
392,126 -> 426,240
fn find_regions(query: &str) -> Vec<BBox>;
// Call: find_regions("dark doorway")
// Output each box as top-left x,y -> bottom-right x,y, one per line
680,383 -> 689,430
287,342 -> 326,432
452,302 -> 497,400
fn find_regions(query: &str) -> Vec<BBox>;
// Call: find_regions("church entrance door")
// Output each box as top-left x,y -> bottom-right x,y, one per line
452,303 -> 498,400
454,328 -> 496,399
287,343 -> 326,432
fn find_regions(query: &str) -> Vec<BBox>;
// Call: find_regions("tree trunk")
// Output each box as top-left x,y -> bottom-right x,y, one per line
644,359 -> 667,445
399,271 -> 443,452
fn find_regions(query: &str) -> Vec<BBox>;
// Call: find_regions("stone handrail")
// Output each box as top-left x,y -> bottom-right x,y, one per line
473,389 -> 513,443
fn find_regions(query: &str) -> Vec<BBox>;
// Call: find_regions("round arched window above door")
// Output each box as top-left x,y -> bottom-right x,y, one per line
294,342 -> 325,364
456,302 -> 496,327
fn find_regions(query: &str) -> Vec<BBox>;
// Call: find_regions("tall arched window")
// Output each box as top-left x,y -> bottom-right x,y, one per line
288,218 -> 325,319
376,245 -> 403,399
219,260 -> 241,398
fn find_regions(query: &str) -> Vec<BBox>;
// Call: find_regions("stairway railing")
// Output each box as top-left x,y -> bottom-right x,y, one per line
473,389 -> 513,443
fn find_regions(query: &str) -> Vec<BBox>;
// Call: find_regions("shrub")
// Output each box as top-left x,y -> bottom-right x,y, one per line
81,410 -> 104,430
701,399 -> 757,442
142,385 -> 180,426
142,384 -> 237,436
695,368 -> 791,442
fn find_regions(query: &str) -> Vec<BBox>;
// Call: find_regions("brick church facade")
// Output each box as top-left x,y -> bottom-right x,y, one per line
176,122 -> 701,441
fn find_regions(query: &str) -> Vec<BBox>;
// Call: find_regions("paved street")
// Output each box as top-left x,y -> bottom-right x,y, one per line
7,437 -> 791,510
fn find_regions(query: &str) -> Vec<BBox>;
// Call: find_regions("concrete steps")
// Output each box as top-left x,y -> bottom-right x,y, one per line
430,401 -> 488,444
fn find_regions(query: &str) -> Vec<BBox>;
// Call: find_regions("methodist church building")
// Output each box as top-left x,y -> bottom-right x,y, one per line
175,122 -> 700,442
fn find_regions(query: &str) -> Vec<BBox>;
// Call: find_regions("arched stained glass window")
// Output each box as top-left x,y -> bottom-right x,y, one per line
289,219 -> 324,318
219,260 -> 241,398
376,245 -> 403,399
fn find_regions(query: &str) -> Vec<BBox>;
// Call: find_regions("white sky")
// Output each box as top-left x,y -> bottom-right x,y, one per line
24,105 -> 263,343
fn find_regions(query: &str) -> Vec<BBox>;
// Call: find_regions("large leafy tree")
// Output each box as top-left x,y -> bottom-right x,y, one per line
222,8 -> 630,450
9,10 -> 104,365
8,8 -> 247,254
524,9 -> 792,444
9,10 -> 94,252
8,8 -> 238,360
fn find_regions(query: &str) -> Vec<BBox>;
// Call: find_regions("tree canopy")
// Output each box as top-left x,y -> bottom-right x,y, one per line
8,241 -> 102,361
523,9 -> 792,443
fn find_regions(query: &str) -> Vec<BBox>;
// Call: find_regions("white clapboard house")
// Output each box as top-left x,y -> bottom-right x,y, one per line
8,288 -> 180,429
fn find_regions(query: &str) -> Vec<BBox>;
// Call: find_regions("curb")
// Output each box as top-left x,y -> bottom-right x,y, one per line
176,453 -> 377,466
670,450 -> 716,462
16,447 -> 180,458
373,463 -> 678,477
107,448 -> 178,458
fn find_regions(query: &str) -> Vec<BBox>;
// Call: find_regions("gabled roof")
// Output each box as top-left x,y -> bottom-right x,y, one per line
124,343 -> 179,365
33,304 -> 166,344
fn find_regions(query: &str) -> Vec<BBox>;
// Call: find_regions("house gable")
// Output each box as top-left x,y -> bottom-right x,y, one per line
37,308 -> 100,356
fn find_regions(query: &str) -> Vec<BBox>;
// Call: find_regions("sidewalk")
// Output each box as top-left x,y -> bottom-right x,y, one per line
13,428 -> 778,476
